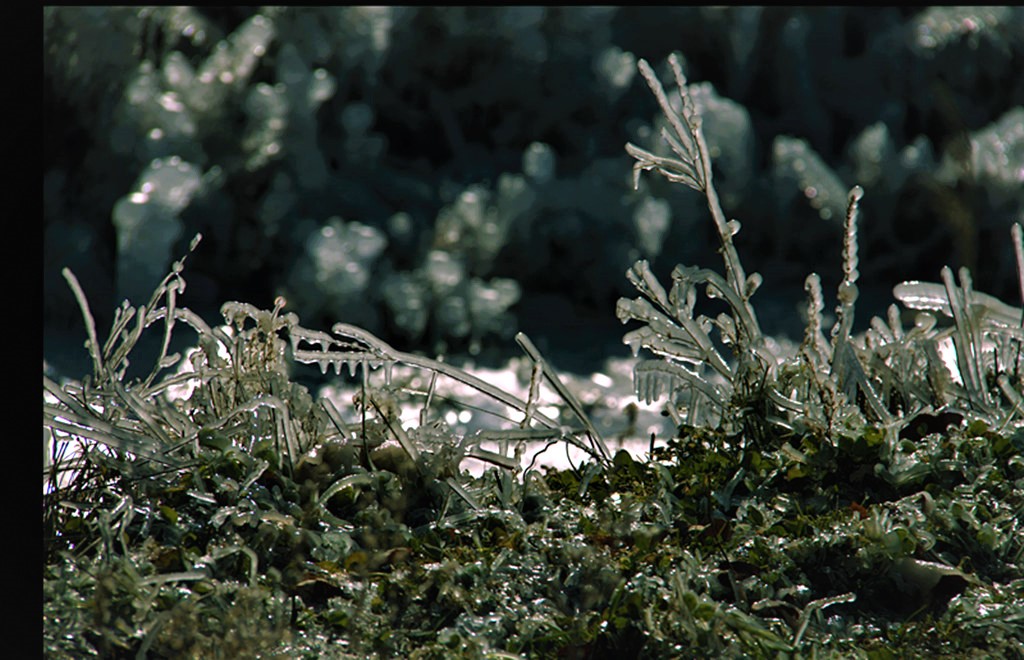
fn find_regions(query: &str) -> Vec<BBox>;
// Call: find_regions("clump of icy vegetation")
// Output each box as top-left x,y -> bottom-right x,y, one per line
43,15 -> 1024,656
45,7 -> 1024,374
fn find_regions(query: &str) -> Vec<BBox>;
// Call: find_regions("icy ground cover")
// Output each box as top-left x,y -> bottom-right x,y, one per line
41,221 -> 1024,658
43,9 -> 1024,656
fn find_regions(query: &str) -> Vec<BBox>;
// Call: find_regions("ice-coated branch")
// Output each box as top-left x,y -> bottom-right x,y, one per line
628,55 -> 761,339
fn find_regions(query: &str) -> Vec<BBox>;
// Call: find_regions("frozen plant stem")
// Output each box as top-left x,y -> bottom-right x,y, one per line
631,55 -> 761,339
832,185 -> 863,344
622,54 -> 778,436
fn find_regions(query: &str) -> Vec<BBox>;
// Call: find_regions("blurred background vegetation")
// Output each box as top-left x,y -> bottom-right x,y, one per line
44,6 -> 1024,378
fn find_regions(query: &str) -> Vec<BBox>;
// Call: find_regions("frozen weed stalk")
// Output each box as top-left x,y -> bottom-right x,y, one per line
619,53 -> 1024,449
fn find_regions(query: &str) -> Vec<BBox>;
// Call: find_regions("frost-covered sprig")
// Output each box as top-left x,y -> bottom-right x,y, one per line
620,55 -> 774,432
801,273 -> 831,370
831,185 -> 863,344
826,186 -> 892,424
617,260 -> 733,418
626,54 -> 760,329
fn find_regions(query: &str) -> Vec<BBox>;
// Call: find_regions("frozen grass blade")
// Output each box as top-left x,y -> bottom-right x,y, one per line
1014,223 -> 1024,310
62,268 -> 105,380
366,392 -> 421,467
515,331 -> 610,463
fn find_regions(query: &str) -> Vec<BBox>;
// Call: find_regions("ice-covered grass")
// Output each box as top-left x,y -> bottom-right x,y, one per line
43,40 -> 1024,658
